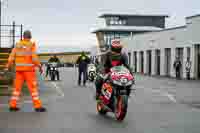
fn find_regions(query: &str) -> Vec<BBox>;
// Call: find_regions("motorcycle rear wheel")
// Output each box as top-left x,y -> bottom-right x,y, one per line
96,103 -> 107,115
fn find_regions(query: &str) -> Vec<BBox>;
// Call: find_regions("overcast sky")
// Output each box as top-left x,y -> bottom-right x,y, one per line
2,0 -> 200,52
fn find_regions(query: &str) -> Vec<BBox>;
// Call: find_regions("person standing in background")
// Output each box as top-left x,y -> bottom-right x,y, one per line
173,56 -> 182,79
185,57 -> 192,80
76,52 -> 90,86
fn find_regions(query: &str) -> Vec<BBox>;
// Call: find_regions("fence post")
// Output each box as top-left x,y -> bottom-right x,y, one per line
0,1 -> 1,48
12,21 -> 15,48
20,24 -> 23,40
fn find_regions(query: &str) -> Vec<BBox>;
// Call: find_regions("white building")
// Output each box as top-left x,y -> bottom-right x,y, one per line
122,14 -> 200,79
89,45 -> 101,63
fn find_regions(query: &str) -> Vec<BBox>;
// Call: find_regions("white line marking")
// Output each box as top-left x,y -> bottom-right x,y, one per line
0,82 -> 65,108
150,89 -> 161,93
23,100 -> 32,104
51,82 -> 65,97
151,89 -> 177,103
0,96 -> 64,107
0,100 -> 35,107
125,85 -> 178,103
162,93 -> 177,103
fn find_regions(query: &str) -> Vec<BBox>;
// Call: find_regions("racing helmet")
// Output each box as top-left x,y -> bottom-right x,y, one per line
111,39 -> 123,53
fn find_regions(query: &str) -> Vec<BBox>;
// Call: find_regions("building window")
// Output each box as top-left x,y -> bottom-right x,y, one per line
104,35 -> 107,42
107,35 -> 111,46
110,17 -> 119,25
119,20 -> 122,25
110,20 -> 115,25
119,33 -> 129,39
128,52 -> 131,65
104,35 -> 108,45
114,21 -> 119,25
115,33 -> 120,39
122,20 -> 127,25
111,17 -> 119,20
109,17 -> 127,26
187,47 -> 191,59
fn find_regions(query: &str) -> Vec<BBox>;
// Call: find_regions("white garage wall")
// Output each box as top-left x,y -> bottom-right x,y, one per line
186,16 -> 200,45
122,15 -> 200,79
123,15 -> 200,51
122,27 -> 188,51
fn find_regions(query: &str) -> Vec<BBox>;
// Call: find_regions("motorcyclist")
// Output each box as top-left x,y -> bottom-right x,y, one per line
48,55 -> 60,63
95,57 -> 99,67
76,51 -> 90,86
46,55 -> 61,80
95,39 -> 131,99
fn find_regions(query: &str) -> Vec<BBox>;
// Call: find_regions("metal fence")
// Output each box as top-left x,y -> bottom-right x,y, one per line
0,21 -> 23,48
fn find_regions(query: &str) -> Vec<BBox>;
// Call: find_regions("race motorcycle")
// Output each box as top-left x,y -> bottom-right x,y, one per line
87,64 -> 96,82
96,65 -> 135,121
49,62 -> 59,81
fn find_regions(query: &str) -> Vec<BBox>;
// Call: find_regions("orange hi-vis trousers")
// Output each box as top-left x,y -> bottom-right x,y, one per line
9,71 -> 42,109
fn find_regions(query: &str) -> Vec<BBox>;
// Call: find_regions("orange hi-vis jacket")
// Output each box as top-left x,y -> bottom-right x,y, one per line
7,39 -> 41,71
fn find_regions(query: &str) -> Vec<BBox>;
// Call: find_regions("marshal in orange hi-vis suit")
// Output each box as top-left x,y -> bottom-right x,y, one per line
6,30 -> 46,112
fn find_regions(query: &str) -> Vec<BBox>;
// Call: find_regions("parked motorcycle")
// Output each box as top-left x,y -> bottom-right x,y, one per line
96,65 -> 135,121
87,64 -> 96,82
49,62 -> 59,81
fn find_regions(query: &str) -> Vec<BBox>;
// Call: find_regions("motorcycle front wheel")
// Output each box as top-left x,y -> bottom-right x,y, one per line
51,72 -> 55,81
114,95 -> 128,121
90,76 -> 94,82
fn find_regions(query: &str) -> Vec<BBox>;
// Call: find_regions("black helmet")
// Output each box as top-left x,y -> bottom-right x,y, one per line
23,30 -> 32,39
81,51 -> 86,56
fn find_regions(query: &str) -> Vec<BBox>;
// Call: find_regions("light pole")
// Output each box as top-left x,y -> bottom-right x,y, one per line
0,0 -> 4,48
0,0 -> 6,47
0,0 -> 2,47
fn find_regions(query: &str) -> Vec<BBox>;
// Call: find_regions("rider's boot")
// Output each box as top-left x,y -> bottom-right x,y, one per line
96,92 -> 100,100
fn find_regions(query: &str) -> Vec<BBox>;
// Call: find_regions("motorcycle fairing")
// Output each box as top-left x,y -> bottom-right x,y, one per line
100,83 -> 113,105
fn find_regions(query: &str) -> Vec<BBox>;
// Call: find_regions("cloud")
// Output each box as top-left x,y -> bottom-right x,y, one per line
2,0 -> 200,51
35,33 -> 97,47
